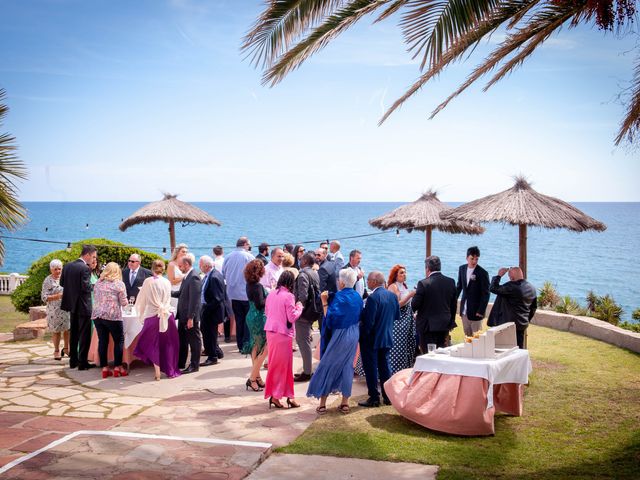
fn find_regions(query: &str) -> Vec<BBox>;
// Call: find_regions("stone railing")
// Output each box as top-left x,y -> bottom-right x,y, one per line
0,273 -> 27,295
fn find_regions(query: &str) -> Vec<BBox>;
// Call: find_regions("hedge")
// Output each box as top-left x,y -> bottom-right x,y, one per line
11,238 -> 164,314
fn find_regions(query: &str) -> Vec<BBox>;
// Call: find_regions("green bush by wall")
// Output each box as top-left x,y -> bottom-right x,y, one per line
11,238 -> 164,314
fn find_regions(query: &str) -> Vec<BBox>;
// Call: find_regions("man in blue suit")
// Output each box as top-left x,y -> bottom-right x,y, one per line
358,271 -> 401,408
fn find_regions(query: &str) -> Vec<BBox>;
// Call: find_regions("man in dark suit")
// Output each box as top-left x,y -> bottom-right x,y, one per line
199,255 -> 226,366
171,253 -> 203,374
315,247 -> 337,294
255,243 -> 270,266
489,266 -> 537,349
456,246 -> 490,337
122,254 -> 151,301
293,252 -> 322,382
412,256 -> 458,351
358,271 -> 401,408
60,244 -> 97,370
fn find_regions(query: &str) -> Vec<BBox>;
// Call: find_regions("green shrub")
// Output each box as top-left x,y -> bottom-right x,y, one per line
538,281 -> 561,309
586,292 -> 623,326
619,321 -> 640,333
632,308 -> 640,321
11,238 -> 163,314
554,295 -> 585,316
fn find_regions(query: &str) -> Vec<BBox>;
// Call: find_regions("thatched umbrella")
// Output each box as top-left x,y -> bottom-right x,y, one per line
440,177 -> 606,277
369,190 -> 485,257
119,193 -> 221,253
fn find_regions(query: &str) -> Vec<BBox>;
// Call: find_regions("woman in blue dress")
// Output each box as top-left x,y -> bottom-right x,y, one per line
307,268 -> 363,414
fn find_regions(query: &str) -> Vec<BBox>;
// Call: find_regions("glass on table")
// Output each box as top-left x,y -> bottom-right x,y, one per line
427,343 -> 437,355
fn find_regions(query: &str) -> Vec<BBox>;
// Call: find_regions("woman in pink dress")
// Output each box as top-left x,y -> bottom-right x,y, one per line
263,271 -> 303,409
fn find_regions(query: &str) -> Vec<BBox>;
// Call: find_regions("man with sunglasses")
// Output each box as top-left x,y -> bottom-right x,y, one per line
122,254 -> 151,301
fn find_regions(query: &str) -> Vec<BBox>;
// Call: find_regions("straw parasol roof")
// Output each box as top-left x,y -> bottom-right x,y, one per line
119,193 -> 221,252
441,177 -> 606,276
369,190 -> 485,257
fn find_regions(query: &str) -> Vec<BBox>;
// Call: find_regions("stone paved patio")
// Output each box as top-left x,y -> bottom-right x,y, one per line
2,337 -> 416,478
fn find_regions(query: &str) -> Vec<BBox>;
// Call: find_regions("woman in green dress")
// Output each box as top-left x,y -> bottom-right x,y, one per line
242,259 -> 268,392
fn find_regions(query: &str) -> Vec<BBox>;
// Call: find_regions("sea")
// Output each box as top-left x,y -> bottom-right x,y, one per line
3,202 -> 639,321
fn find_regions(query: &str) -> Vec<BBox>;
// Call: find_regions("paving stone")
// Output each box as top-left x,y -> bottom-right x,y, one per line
107,405 -> 144,420
38,378 -> 74,386
36,387 -> 85,400
84,391 -> 113,400
0,453 -> 23,468
0,390 -> 24,399
122,444 -> 166,463
10,394 -> 49,408
68,399 -> 101,408
64,411 -> 104,418
107,396 -> 157,406
63,394 -> 87,403
47,406 -> 70,416
10,432 -> 62,453
0,427 -> 39,448
3,405 -> 49,413
76,404 -> 108,413
24,415 -> 119,432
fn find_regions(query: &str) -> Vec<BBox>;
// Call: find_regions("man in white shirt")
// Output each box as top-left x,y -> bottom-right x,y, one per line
212,245 -> 225,271
455,246 -> 490,336
342,249 -> 366,297
329,240 -> 345,270
122,254 -> 151,301
260,247 -> 284,290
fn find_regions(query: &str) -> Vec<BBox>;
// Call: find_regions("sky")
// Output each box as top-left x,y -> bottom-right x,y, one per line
1,0 -> 638,202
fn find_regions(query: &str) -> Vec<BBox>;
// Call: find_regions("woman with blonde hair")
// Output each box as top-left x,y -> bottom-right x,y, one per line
282,252 -> 299,279
134,259 -> 181,380
92,262 -> 128,378
168,243 -> 188,308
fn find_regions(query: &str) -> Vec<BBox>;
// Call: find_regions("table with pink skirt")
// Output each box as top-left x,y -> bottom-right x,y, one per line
384,348 -> 532,436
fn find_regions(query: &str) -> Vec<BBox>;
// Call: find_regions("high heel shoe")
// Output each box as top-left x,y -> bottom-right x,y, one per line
60,348 -> 66,358
269,397 -> 284,409
54,350 -> 61,361
113,368 -> 121,378
255,376 -> 265,388
287,398 -> 300,409
102,369 -> 113,379
246,378 -> 262,392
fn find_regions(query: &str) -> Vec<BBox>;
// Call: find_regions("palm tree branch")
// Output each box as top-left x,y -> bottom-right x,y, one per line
374,0 -> 408,22
615,49 -> 640,145
429,0 -> 585,118
399,0 -> 500,71
263,0 -> 388,86
379,0 -> 535,124
242,0 -> 349,68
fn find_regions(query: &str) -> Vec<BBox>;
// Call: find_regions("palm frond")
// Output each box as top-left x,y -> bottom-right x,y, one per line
379,0 -> 535,123
615,48 -> 640,145
375,0 -> 408,22
242,0 -> 347,68
429,0 -> 584,118
263,0 -> 387,86
400,0 -> 500,71
0,89 -> 28,265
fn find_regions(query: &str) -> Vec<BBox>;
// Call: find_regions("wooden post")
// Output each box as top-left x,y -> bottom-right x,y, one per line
519,224 -> 527,278
426,226 -> 432,258
169,220 -> 176,254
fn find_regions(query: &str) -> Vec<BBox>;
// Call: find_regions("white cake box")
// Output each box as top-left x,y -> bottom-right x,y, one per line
450,323 -> 518,359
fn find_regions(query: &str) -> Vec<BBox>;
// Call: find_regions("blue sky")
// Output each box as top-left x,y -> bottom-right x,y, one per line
1,0 -> 638,202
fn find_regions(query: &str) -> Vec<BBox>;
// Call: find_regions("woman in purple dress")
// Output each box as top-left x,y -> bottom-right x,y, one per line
134,259 -> 181,380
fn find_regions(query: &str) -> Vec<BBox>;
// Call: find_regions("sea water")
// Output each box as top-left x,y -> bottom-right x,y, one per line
3,202 -> 639,320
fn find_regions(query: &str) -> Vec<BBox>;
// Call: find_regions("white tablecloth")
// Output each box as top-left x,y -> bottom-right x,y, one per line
122,309 -> 143,349
412,348 -> 532,409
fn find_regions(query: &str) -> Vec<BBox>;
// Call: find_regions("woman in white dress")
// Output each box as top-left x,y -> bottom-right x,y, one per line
167,243 -> 188,308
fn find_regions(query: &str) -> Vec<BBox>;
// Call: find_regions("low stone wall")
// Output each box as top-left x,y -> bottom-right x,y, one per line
13,318 -> 47,341
29,305 -> 47,322
531,310 -> 640,354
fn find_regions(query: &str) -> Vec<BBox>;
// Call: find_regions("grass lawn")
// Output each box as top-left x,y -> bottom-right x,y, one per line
281,324 -> 640,479
0,295 -> 29,332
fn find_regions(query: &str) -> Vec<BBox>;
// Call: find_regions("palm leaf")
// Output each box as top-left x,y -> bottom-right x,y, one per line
242,0 -> 347,68
379,0 -> 535,124
429,0 -> 584,118
0,89 -> 28,265
263,0 -> 387,86
615,49 -> 640,145
400,0 -> 499,71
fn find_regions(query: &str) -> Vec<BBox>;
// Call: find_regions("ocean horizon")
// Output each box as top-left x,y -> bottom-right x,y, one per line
3,201 -> 639,321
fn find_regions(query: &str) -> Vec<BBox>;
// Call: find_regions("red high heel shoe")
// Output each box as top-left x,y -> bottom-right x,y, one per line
112,368 -> 120,378
101,369 -> 113,379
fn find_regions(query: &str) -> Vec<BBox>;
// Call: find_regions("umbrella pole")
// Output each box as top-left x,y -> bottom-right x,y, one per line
426,226 -> 432,258
169,220 -> 176,254
519,224 -> 527,278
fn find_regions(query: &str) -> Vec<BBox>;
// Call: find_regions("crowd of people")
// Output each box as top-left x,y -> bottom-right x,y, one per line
41,238 -> 537,412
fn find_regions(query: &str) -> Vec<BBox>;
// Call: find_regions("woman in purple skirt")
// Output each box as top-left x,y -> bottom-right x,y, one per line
134,259 -> 181,380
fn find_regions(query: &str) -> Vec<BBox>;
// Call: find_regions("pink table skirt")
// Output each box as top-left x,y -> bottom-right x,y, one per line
88,329 -> 140,367
384,369 -> 525,436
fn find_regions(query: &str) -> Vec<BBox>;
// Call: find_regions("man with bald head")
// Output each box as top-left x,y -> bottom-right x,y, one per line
358,271 -> 400,408
488,266 -> 537,349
